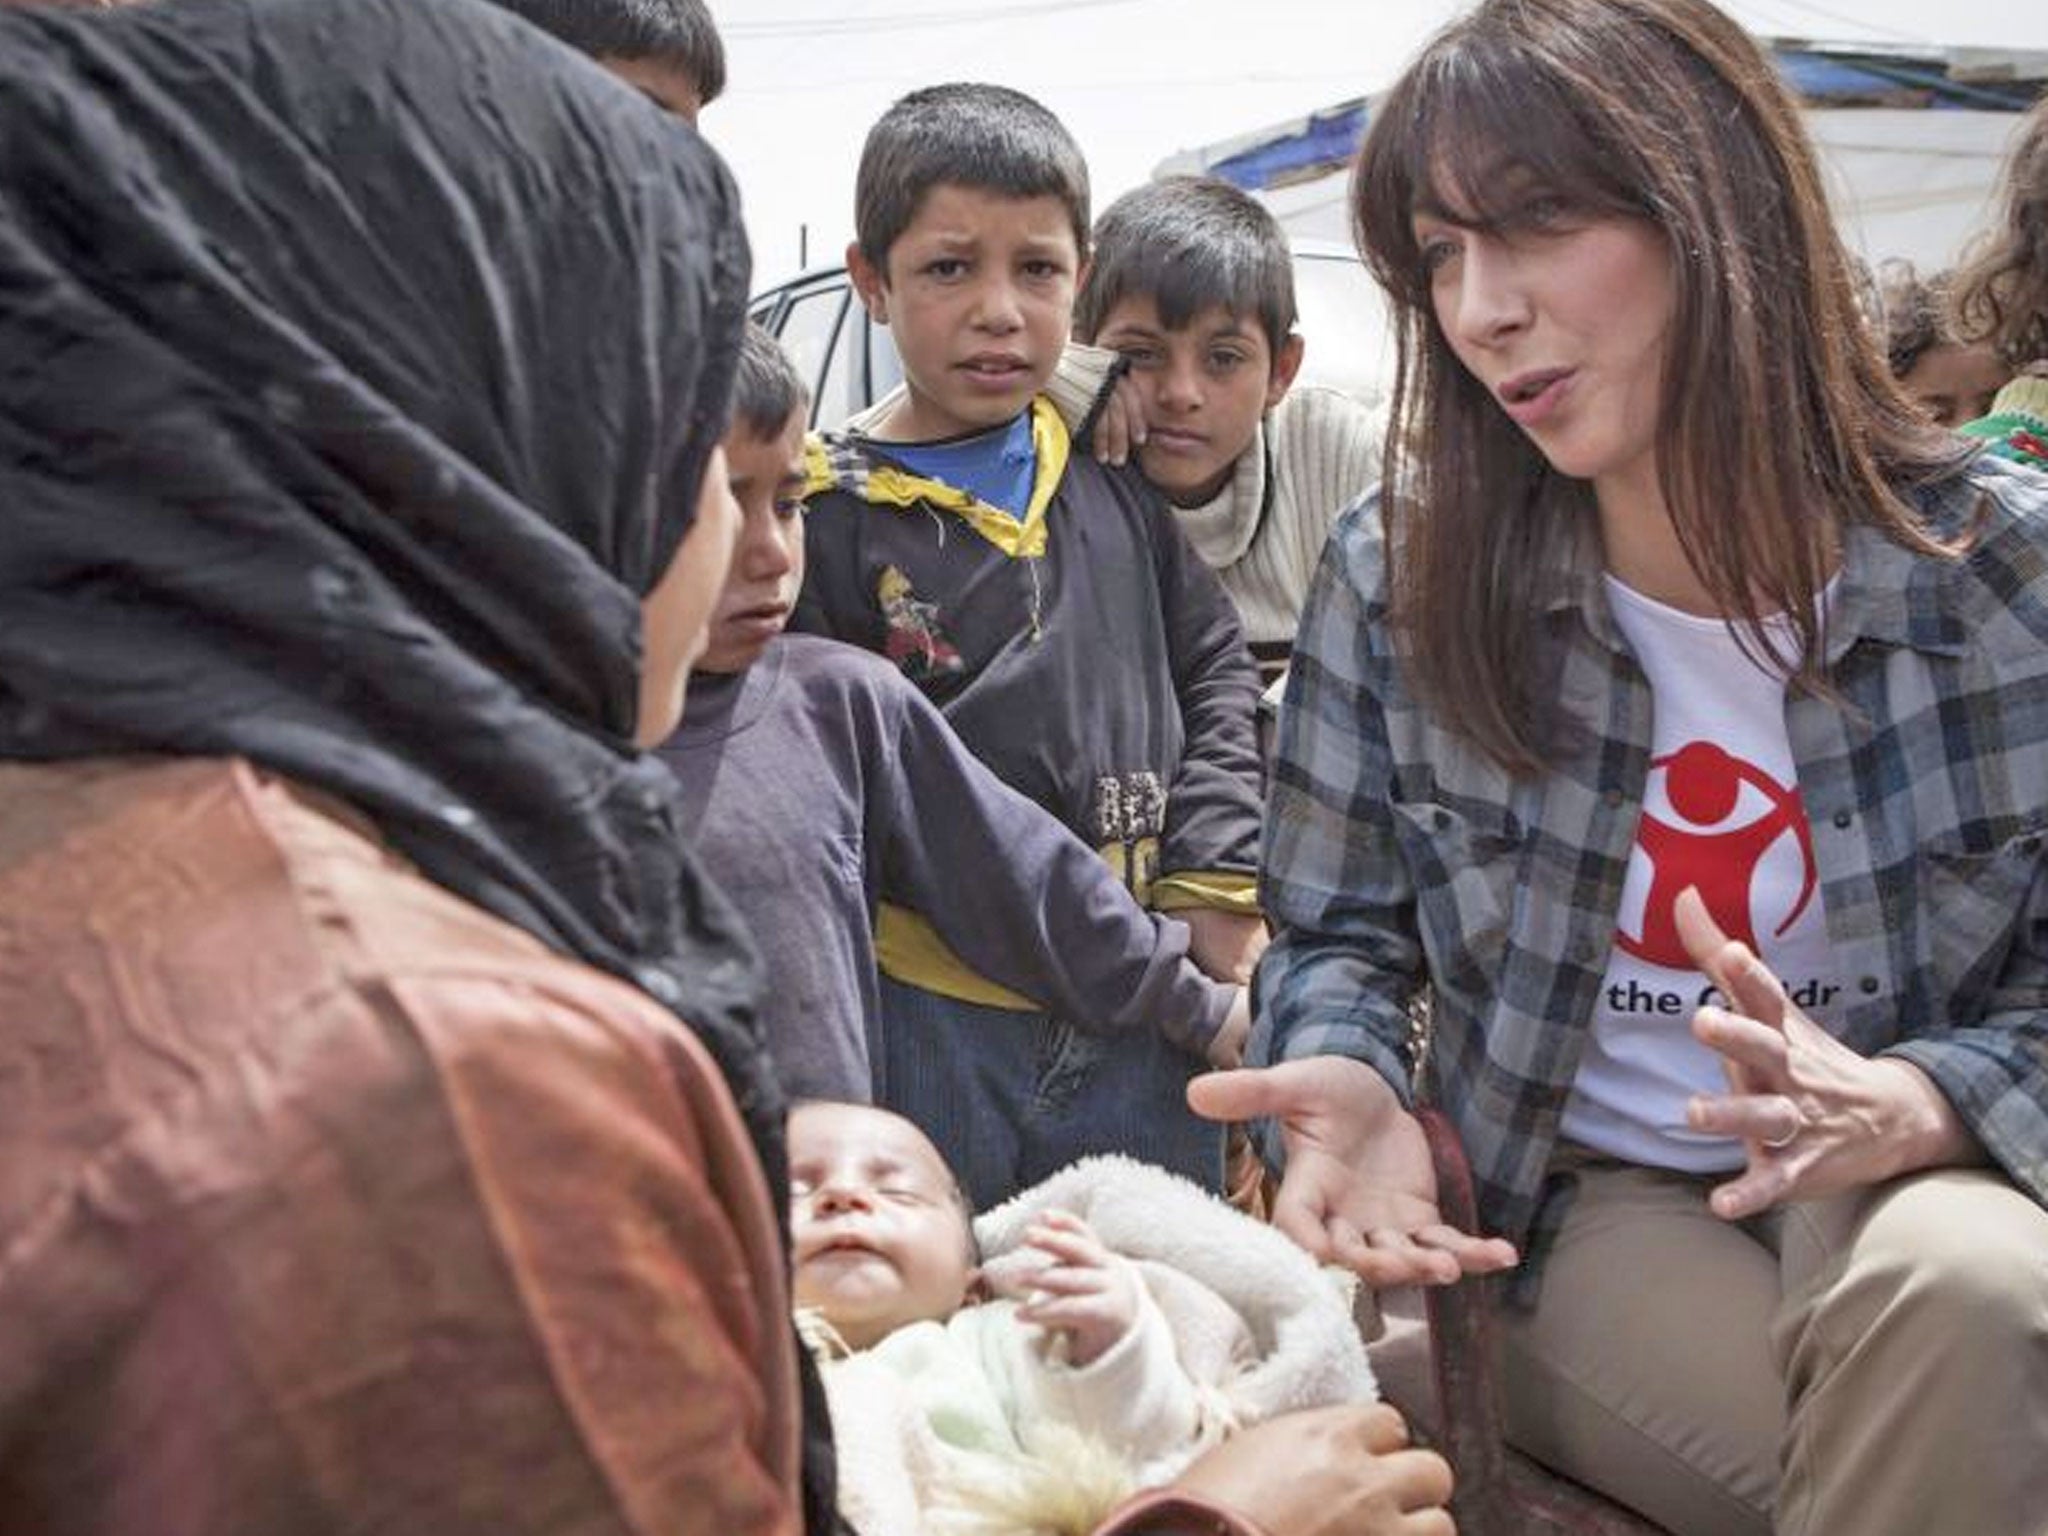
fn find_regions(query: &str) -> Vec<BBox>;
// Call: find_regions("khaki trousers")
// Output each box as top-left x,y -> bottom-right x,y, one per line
1496,1150 -> 2048,1536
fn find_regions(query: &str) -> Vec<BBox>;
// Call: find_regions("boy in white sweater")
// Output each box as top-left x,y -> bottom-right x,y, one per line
1070,175 -> 1383,684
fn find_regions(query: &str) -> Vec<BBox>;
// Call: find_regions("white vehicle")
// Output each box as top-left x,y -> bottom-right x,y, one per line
748,238 -> 1392,431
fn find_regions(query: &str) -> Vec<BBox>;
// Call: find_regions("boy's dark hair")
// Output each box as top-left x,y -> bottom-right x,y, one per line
1074,175 -> 1298,355
480,0 -> 725,106
733,321 -> 808,438
854,83 -> 1090,272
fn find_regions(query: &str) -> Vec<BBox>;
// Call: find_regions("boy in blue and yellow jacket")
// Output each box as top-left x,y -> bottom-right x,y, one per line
792,83 -> 1264,1206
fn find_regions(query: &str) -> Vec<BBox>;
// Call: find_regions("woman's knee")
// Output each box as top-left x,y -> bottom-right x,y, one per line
1780,1170 -> 2048,1383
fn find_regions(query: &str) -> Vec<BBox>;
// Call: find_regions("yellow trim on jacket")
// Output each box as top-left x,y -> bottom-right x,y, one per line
875,903 -> 1039,1012
1150,871 -> 1262,914
875,867 -> 1262,1011
802,397 -> 1069,559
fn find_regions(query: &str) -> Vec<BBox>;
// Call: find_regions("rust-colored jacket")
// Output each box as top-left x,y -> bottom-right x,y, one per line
0,758 -> 802,1536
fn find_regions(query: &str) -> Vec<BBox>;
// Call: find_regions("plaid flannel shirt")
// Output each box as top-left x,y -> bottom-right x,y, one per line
1254,455 -> 2048,1293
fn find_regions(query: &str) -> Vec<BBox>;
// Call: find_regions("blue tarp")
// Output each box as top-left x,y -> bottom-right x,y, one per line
1203,46 -> 2045,192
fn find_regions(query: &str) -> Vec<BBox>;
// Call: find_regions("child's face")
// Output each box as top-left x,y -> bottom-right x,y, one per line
636,446 -> 739,747
1091,294 -> 1302,506
848,185 -> 1082,442
788,1102 -> 976,1351
1901,340 -> 2008,428
699,410 -> 808,674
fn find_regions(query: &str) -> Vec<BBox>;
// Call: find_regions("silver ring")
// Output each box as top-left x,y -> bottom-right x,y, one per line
1760,1123 -> 1800,1150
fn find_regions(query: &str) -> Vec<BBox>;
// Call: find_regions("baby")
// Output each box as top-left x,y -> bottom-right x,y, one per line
788,1101 -> 1375,1536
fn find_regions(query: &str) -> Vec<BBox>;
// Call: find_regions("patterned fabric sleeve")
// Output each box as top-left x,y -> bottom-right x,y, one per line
1251,495 -> 1424,1099
1876,457 -> 2048,1204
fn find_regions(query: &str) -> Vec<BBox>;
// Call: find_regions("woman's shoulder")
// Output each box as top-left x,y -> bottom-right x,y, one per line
1892,455 -> 2048,653
1919,452 -> 2048,566
0,754 -> 753,1218
1311,485 -> 1394,595
0,755 -> 666,1023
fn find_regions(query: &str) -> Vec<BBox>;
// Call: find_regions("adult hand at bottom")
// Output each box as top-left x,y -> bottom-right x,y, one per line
1168,1403 -> 1455,1536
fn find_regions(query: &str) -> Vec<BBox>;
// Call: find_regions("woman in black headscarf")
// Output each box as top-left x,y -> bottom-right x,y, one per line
0,0 -> 837,1528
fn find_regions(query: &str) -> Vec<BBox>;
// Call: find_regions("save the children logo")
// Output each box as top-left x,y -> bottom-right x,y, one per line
1613,741 -> 1817,968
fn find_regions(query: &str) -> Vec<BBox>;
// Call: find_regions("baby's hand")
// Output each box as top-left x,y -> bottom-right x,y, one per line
994,1210 -> 1139,1368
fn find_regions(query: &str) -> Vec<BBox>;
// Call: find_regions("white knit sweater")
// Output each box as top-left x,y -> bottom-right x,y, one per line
1172,384 -> 1383,648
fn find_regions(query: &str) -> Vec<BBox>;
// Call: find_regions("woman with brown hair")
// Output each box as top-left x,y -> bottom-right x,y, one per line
1194,2 -> 2048,1533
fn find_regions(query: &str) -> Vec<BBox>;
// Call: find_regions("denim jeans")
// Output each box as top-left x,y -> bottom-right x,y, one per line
873,974 -> 1224,1212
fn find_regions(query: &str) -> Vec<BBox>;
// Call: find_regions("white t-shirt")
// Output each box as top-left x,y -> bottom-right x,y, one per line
1561,577 -> 1845,1171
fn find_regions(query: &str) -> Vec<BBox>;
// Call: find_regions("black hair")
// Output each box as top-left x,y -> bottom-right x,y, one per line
854,82 -> 1090,271
479,0 -> 725,105
732,321 -> 808,439
1074,175 -> 1297,354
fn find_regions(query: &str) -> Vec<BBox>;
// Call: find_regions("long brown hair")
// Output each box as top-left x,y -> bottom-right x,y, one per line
1952,95 -> 2048,372
1352,0 -> 1964,774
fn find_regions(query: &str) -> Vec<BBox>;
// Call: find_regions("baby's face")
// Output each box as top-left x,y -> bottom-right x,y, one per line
788,1103 -> 976,1350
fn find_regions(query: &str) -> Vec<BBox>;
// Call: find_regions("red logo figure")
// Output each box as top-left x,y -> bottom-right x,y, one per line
1615,741 -> 1816,968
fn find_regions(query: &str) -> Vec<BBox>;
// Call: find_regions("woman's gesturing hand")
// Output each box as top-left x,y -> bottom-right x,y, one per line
1189,1056 -> 1518,1287
1675,887 -> 1982,1220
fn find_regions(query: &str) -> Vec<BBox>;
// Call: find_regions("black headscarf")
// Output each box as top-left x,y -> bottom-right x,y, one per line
0,3 -> 850,1518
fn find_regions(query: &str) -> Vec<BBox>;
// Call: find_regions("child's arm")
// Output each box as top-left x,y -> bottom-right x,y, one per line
991,1211 -> 1142,1367
1044,340 -> 1147,465
986,1212 -> 1206,1465
1142,492 -> 1267,970
868,659 -> 1239,1060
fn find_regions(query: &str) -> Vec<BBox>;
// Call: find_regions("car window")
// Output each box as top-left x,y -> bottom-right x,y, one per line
774,284 -> 850,426
816,308 -> 859,429
867,319 -> 903,411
